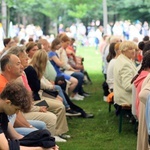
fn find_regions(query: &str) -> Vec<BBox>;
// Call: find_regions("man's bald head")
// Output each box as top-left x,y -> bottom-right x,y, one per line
0,54 -> 23,79
38,39 -> 50,52
1,54 -> 11,71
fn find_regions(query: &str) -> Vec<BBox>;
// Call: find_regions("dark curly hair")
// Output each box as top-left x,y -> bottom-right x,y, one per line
0,81 -> 32,113
143,36 -> 149,42
138,40 -> 150,55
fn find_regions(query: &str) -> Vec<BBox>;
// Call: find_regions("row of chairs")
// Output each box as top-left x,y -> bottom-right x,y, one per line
108,100 -> 138,133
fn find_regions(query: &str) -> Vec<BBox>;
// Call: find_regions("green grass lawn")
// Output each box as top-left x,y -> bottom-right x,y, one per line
58,46 -> 137,150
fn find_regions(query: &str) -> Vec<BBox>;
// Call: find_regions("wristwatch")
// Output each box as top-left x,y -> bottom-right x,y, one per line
29,125 -> 33,128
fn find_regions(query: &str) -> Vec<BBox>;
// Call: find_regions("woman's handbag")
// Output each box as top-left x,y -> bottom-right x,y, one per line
55,75 -> 67,91
43,89 -> 59,98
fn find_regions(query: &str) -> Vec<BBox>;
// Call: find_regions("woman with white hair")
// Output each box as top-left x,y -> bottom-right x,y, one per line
113,41 -> 137,109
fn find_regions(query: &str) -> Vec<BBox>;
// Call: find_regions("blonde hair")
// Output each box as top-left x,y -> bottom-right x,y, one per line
30,50 -> 48,79
38,39 -> 47,45
109,36 -> 121,44
119,41 -> 138,52
114,42 -> 121,52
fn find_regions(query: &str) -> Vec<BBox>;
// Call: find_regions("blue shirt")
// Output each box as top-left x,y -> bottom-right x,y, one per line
48,51 -> 71,81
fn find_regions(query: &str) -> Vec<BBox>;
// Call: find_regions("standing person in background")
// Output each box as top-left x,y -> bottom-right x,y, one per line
99,35 -> 109,54
95,26 -> 102,51
70,23 -> 77,39
58,24 -> 64,34
77,23 -> 87,46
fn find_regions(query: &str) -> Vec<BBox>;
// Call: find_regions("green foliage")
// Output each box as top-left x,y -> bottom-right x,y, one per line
68,4 -> 88,19
67,0 -> 102,20
104,0 -> 150,23
5,0 -> 36,9
3,0 -> 150,24
2,0 -> 150,35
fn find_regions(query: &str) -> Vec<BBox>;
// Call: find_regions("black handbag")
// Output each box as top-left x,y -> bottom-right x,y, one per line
43,89 -> 58,98
35,100 -> 49,108
55,75 -> 67,91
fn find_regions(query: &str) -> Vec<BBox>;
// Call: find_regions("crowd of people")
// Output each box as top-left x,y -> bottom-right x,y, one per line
1,19 -> 150,149
0,30 -> 94,149
1,20 -> 150,51
59,20 -> 150,48
101,32 -> 150,150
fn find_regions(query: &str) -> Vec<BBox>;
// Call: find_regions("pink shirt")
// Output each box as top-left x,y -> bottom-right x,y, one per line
21,72 -> 31,92
134,71 -> 149,118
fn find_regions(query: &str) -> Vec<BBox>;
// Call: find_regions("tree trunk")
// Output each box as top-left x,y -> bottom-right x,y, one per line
1,0 -> 7,36
43,15 -> 50,35
22,15 -> 27,26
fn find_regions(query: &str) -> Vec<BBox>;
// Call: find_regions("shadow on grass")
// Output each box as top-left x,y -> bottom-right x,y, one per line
58,46 -> 137,150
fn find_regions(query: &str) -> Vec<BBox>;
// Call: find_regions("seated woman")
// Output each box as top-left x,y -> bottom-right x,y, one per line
49,37 -> 84,100
66,38 -> 92,84
41,74 -> 93,118
25,41 -> 80,116
41,75 -> 81,116
106,42 -> 121,91
132,41 -> 150,150
38,39 -> 93,118
24,50 -> 69,140
26,42 -> 66,102
138,74 -> 150,150
56,34 -> 90,98
131,41 -> 150,120
113,41 -> 137,113
66,38 -> 83,69
25,42 -> 39,60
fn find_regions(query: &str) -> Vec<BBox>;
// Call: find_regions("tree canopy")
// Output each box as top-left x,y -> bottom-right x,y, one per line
1,0 -> 150,34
